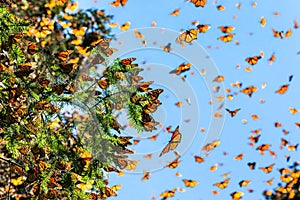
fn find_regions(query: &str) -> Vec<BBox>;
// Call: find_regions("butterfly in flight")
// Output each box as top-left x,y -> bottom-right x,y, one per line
217,33 -> 235,43
159,126 -> 182,157
176,29 -> 199,44
245,55 -> 262,65
218,26 -> 235,33
190,0 -> 207,7
226,108 -> 241,117
182,179 -> 199,188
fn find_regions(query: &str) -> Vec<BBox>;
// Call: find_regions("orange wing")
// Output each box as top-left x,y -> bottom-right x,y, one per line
183,179 -> 199,188
190,0 -> 207,7
275,84 -> 289,94
159,126 -> 182,157
218,26 -> 235,33
259,163 -> 275,173
213,178 -> 230,189
226,108 -> 241,117
245,55 -> 262,65
197,24 -> 211,33
217,33 -> 235,42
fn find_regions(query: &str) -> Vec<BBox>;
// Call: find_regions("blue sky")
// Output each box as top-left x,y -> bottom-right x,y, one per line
77,0 -> 300,199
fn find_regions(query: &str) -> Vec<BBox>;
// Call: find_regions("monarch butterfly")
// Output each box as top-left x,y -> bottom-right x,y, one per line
142,112 -> 154,123
210,164 -> 218,172
283,129 -> 289,135
197,24 -> 211,33
165,158 -> 180,169
143,99 -> 161,114
11,33 -> 23,43
256,144 -> 271,154
159,126 -> 182,157
176,29 -> 199,44
182,179 -> 199,188
226,108 -> 241,117
240,86 -> 258,97
285,29 -> 292,38
15,63 -> 34,78
202,140 -> 220,151
148,133 -> 158,141
34,29 -> 51,38
279,167 -> 291,175
289,107 -> 299,114
212,190 -> 219,195
144,153 -> 153,159
190,0 -> 207,7
130,75 -> 143,85
274,122 -> 282,128
60,62 -> 76,73
169,63 -> 192,75
110,0 -> 128,7
76,46 -> 90,57
217,33 -> 235,42
294,19 -> 299,29
165,125 -> 172,133
114,135 -> 133,146
265,178 -> 274,185
175,101 -> 182,107
247,162 -> 256,170
160,189 -> 176,199
213,75 -> 225,82
251,114 -> 260,120
98,78 -> 108,89
272,29 -> 284,38
119,21 -> 131,31
245,55 -> 262,65
221,172 -> 231,178
99,186 -> 117,198
259,163 -> 275,173
230,191 -> 244,200
275,84 -> 289,94
11,176 -> 24,186
170,8 -> 180,16
121,57 -> 136,66
218,26 -> 235,33
213,178 -> 230,189
234,153 -> 244,161
161,43 -> 172,52
280,175 -> 293,183
217,5 -> 225,10
287,144 -> 298,151
133,139 -> 140,145
56,50 -> 73,62
175,172 -> 182,177
27,43 -> 39,55
126,160 -> 139,171
76,181 -> 93,191
147,89 -> 164,101
111,184 -> 122,191
249,135 -> 260,144
130,93 -> 146,104
143,120 -> 160,131
79,151 -> 93,164
141,171 -> 150,180
239,180 -> 250,187
116,157 -> 128,169
133,29 -> 144,39
268,53 -> 276,65
260,17 -> 266,27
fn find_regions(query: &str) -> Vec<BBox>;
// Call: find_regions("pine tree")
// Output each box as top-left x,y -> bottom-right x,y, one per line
0,1 -> 163,199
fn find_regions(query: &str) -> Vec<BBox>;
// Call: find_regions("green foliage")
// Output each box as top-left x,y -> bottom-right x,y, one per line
0,7 -> 30,46
0,1 -> 163,199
